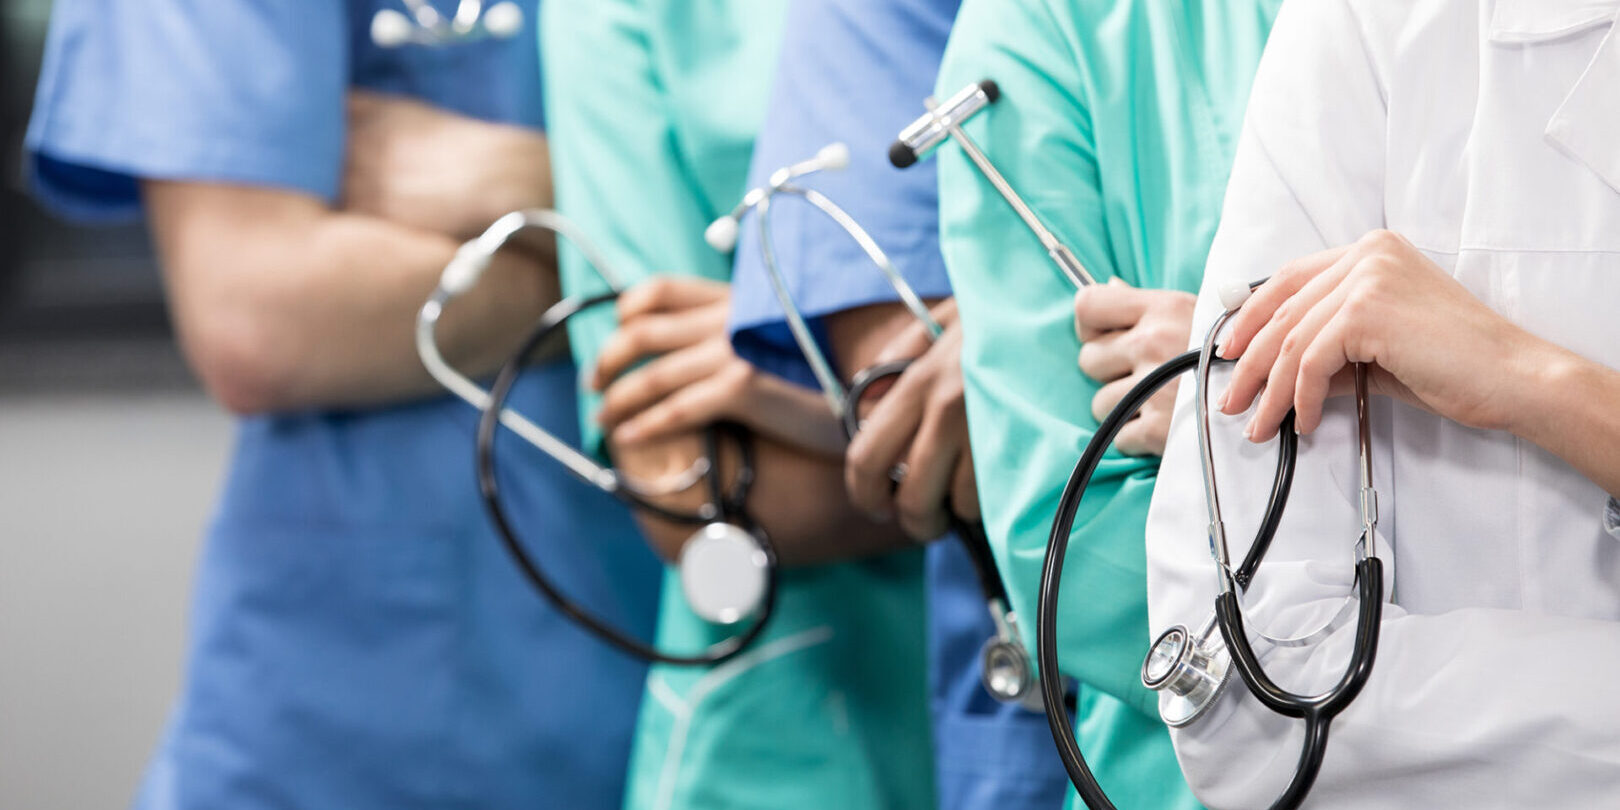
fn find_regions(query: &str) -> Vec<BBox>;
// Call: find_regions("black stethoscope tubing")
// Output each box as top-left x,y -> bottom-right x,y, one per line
1037,348 -> 1326,810
475,289 -> 781,667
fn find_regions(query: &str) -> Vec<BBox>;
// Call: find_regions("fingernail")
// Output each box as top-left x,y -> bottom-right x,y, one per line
1243,419 -> 1256,441
1217,388 -> 1230,411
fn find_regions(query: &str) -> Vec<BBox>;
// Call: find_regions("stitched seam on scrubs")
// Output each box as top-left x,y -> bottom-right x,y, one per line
651,625 -> 836,810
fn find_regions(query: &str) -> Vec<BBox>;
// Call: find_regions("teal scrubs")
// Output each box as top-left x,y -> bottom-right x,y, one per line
542,2 -> 934,808
935,1 -> 1281,806
725,0 -> 1068,807
25,1 -> 660,808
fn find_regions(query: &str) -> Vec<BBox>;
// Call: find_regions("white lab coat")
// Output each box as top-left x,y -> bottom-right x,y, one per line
1146,0 -> 1620,806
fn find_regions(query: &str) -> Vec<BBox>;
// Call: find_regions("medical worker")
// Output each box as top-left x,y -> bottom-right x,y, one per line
1147,1 -> 1620,806
26,2 -> 660,807
541,2 -> 934,808
934,0 -> 1281,805
714,0 -> 1069,807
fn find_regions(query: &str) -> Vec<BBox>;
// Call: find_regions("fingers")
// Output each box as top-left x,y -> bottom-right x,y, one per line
872,312 -> 939,367
925,297 -> 960,330
895,403 -> 961,540
611,360 -> 748,445
1220,245 -> 1350,360
1222,247 -> 1357,415
592,302 -> 726,390
949,452 -> 981,524
1073,280 -> 1157,341
845,370 -> 928,519
1091,374 -> 1138,422
1115,388 -> 1177,456
597,338 -> 729,429
1078,331 -> 1135,384
1292,318 -> 1356,435
616,276 -> 728,322
1248,278 -> 1353,442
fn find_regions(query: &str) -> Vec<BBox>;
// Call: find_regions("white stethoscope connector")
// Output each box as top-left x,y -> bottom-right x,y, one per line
372,0 -> 523,48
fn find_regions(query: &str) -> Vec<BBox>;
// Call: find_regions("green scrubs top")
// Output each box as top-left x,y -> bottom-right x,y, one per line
542,2 -> 935,809
935,0 -> 1280,806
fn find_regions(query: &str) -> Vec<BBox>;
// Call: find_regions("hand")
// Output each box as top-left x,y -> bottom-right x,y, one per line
594,277 -> 845,456
844,299 -> 978,541
1219,229 -> 1543,441
341,90 -> 552,239
1074,279 -> 1197,456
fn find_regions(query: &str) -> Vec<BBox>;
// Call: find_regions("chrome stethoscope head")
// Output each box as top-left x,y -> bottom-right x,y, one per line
372,0 -> 524,48
417,210 -> 774,638
1144,279 -> 1386,762
709,143 -> 1036,706
891,80 -> 1097,289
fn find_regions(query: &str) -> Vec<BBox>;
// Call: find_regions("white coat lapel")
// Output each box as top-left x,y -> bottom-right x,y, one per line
1493,0 -> 1620,195
1490,0 -> 1618,42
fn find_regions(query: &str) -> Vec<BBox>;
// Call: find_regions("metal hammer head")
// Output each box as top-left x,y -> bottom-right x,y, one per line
888,79 -> 1000,168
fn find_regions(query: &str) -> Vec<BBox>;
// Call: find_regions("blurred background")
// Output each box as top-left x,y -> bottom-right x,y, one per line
1,2 -> 234,808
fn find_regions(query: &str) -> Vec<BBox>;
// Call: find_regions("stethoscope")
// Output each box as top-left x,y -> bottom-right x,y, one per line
702,142 -> 1040,707
894,82 -> 1387,809
371,0 -> 523,48
416,209 -> 779,665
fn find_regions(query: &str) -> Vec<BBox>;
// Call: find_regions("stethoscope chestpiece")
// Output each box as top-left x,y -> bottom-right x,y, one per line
981,634 -> 1045,711
1143,623 -> 1232,727
677,522 -> 771,626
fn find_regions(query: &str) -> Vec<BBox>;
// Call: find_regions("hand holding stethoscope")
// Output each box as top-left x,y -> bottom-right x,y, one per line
895,81 -> 1388,810
417,210 -> 779,666
706,143 -> 1040,708
839,299 -> 980,542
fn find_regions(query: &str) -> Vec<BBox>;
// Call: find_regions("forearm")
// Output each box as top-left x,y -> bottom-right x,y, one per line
1509,342 -> 1620,499
611,430 -> 907,566
146,182 -> 558,414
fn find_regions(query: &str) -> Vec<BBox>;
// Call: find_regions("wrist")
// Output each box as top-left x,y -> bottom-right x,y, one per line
1504,338 -> 1593,444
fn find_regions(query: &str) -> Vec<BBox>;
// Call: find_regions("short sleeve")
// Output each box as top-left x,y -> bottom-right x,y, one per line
543,0 -> 779,453
25,0 -> 347,221
726,0 -> 958,387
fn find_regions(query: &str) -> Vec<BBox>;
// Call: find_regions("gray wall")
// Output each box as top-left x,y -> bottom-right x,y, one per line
0,368 -> 231,810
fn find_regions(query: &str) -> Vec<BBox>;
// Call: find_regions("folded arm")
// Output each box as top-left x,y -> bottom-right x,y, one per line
145,181 -> 554,414
1149,2 -> 1620,805
144,94 -> 557,414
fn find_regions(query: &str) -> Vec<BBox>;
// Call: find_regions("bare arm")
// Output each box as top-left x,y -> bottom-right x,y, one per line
144,181 -> 556,414
1223,230 -> 1620,499
143,93 -> 558,414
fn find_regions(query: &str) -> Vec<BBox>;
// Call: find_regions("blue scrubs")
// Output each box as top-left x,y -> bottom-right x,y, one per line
27,2 -> 659,808
726,1 -> 1068,807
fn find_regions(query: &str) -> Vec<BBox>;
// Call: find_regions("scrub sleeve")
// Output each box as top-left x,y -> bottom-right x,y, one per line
542,1 -> 934,809
725,0 -> 1069,807
935,0 -> 1281,806
26,2 -> 660,808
